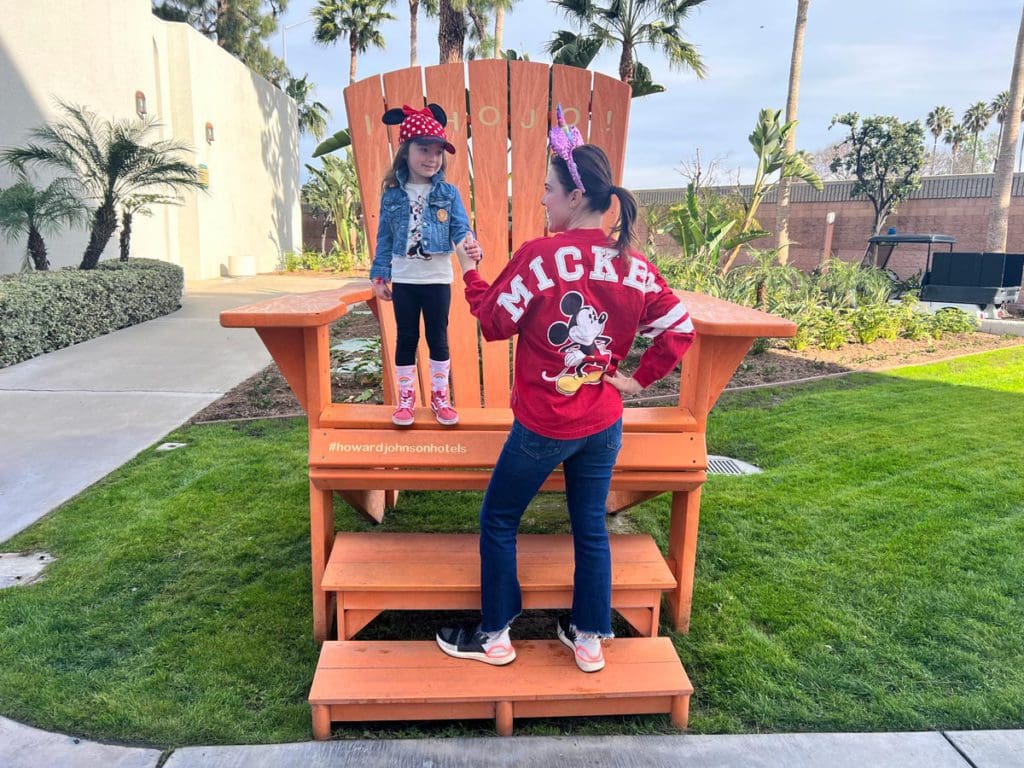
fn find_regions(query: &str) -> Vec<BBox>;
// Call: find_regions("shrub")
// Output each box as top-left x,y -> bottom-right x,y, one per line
281,244 -> 364,274
0,258 -> 182,367
930,308 -> 978,338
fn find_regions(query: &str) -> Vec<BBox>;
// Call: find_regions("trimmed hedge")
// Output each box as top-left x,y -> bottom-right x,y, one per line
0,259 -> 183,368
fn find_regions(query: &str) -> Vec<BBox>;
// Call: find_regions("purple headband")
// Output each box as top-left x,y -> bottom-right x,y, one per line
549,104 -> 586,194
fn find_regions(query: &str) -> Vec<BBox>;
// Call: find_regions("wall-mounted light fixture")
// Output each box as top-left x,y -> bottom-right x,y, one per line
135,91 -> 147,118
205,122 -> 215,144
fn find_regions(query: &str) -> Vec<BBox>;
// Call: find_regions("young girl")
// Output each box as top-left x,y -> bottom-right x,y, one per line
436,111 -> 696,672
370,104 -> 482,426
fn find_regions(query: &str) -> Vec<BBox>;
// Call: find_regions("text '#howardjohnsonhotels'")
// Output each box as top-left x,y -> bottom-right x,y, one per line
328,442 -> 469,455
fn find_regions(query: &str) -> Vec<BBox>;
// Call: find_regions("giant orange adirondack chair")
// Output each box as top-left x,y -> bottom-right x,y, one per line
221,61 -> 795,737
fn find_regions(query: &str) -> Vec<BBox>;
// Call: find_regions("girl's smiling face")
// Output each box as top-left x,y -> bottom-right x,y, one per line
407,139 -> 445,183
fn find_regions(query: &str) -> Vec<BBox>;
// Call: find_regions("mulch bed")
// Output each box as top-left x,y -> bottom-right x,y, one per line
192,309 -> 1024,423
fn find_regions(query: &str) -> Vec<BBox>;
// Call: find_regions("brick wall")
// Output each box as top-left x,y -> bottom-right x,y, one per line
635,173 -> 1024,279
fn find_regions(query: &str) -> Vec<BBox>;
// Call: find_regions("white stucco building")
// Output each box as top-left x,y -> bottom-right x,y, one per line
0,0 -> 302,279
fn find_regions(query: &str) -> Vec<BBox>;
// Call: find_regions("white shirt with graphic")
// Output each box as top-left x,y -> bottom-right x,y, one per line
390,182 -> 454,284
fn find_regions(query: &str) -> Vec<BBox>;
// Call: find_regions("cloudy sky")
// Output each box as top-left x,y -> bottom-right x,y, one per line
274,0 -> 1023,188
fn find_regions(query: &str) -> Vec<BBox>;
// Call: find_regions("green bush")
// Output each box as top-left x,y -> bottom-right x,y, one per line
0,258 -> 182,367
281,244 -> 365,274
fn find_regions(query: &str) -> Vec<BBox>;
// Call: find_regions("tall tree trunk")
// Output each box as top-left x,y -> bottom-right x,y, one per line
494,6 -> 504,57
994,122 -> 1005,171
119,211 -> 133,261
410,0 -> 419,65
27,226 -> 49,271
618,41 -> 634,83
971,134 -> 979,173
80,200 -> 118,270
438,0 -> 466,64
775,0 -> 809,266
216,0 -> 231,47
931,136 -> 938,174
986,4 -> 1024,252
349,34 -> 358,85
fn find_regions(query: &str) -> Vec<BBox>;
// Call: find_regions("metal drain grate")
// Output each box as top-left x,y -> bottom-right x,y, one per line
707,455 -> 762,476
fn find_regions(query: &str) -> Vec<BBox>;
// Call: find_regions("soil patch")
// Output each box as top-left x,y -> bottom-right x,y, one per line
193,312 -> 1024,423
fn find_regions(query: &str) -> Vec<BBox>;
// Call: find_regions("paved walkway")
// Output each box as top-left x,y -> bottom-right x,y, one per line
2,275 -> 1022,766
0,274 -> 351,542
2,716 -> 1023,767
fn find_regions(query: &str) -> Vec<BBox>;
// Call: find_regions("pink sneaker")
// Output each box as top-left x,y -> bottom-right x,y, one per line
392,388 -> 416,426
430,389 -> 459,425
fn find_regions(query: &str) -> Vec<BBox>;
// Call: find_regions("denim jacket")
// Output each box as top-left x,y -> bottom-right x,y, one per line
369,167 -> 473,282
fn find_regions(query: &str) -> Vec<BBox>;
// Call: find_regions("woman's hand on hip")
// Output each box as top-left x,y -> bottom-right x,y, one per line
372,279 -> 392,301
604,371 -> 643,396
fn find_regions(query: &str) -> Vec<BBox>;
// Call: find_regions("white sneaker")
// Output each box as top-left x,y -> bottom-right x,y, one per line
557,615 -> 605,672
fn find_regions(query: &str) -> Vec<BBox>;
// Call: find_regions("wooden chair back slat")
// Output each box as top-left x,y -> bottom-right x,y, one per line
467,60 -> 513,407
344,62 -> 632,412
344,75 -> 397,403
589,73 -> 631,230
425,63 -> 482,408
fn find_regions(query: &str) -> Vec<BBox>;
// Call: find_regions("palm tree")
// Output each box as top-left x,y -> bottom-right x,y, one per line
546,31 -> 664,97
962,101 -> 993,172
0,178 -> 86,271
286,74 -> 332,140
119,193 -> 181,261
1,102 -> 202,269
438,0 -> 467,63
986,6 -> 1024,252
943,123 -> 967,173
549,0 -> 708,85
925,105 -> 954,174
408,0 -> 438,66
775,0 -> 810,267
313,0 -> 395,85
464,0 -> 494,58
492,0 -> 517,57
990,90 -> 1011,171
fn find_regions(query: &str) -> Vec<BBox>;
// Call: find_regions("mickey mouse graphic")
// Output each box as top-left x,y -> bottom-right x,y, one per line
542,291 -> 615,395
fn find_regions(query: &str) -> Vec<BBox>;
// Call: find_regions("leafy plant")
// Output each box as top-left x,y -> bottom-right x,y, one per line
0,178 -> 86,271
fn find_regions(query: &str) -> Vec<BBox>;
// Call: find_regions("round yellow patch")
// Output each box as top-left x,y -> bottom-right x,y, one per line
437,209 -> 448,222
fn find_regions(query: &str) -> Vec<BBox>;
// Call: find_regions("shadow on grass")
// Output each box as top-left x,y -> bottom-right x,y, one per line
0,348 -> 1022,746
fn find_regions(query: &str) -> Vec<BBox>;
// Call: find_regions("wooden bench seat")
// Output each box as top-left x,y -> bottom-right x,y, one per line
324,533 -> 676,639
309,637 -> 692,738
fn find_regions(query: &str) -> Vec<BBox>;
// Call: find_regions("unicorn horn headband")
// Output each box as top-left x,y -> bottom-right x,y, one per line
549,104 -> 586,194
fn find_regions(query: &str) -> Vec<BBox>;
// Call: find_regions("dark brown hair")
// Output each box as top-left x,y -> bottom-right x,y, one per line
550,144 -> 639,256
382,139 -> 449,191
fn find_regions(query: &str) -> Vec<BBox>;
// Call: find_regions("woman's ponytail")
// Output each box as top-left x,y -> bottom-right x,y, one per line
610,185 -> 639,255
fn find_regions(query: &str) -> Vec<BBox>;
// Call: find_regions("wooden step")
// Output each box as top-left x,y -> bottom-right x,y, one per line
323,533 -> 677,639
309,638 -> 692,737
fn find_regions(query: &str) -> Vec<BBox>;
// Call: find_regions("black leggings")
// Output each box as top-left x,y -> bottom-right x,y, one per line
392,282 -> 451,366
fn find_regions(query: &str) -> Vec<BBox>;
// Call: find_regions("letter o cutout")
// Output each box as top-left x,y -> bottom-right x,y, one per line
478,105 -> 500,126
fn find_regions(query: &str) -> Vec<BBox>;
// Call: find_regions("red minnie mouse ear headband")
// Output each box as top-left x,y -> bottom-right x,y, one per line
382,104 -> 456,154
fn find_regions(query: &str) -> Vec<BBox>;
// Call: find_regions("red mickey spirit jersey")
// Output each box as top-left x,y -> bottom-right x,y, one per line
463,228 -> 696,440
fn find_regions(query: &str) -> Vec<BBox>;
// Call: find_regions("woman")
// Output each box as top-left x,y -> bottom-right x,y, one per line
436,116 -> 696,673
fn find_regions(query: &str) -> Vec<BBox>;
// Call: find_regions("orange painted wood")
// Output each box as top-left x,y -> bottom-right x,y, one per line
665,488 -> 702,634
310,428 -> 704,470
309,638 -> 691,735
323,533 -> 672,639
309,483 -> 335,645
509,61 -> 551,252
303,325 -> 331,430
312,469 -> 704,496
589,72 -> 630,231
220,286 -> 372,328
343,77 -> 389,258
467,59 -> 513,407
606,490 -> 663,515
426,63 -> 482,408
255,328 -> 307,412
550,65 -> 593,143
677,290 -> 797,339
318,403 -> 697,431
336,490 -> 385,524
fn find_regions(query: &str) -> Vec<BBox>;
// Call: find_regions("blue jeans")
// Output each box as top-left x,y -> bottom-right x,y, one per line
479,418 -> 623,636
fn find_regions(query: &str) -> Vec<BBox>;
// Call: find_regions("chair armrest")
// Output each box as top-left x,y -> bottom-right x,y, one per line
676,290 -> 797,339
219,285 -> 376,329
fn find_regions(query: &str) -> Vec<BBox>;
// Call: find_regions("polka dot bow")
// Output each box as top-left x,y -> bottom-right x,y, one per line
398,105 -> 456,154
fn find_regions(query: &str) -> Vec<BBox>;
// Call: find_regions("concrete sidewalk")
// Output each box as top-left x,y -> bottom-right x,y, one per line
0,274 -> 352,543
3,716 -> 1023,768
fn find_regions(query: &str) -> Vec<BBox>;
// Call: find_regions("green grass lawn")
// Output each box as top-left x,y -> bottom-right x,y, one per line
1,347 -> 1022,746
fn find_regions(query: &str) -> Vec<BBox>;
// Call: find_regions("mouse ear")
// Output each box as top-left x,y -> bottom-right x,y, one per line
426,103 -> 448,127
382,108 -> 406,125
547,322 -> 570,345
560,291 -> 583,316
